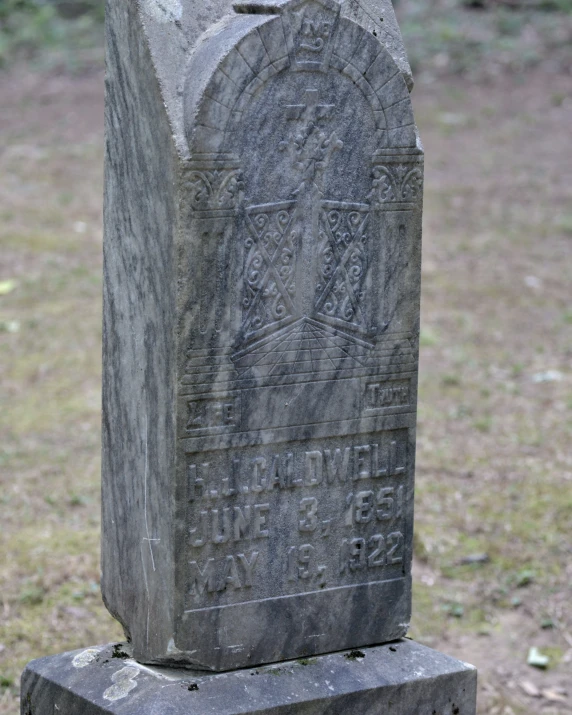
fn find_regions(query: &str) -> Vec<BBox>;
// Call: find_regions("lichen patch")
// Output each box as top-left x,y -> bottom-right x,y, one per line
103,666 -> 140,701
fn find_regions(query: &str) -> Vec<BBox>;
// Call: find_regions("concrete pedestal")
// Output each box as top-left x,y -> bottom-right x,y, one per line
21,639 -> 476,714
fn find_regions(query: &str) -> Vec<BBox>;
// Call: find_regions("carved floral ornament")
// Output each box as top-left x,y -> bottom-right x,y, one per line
369,163 -> 424,207
183,167 -> 244,212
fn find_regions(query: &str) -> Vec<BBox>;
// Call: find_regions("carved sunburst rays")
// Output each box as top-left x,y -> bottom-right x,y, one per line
315,207 -> 369,327
242,203 -> 297,336
231,318 -> 371,378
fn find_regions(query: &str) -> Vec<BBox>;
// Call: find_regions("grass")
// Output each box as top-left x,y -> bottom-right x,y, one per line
397,0 -> 572,81
0,69 -> 123,713
406,69 -> 572,713
1,0 -> 571,78
0,0 -> 103,70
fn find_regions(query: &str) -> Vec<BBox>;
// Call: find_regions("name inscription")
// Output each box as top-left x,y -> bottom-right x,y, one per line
187,437 -> 406,501
184,431 -> 411,608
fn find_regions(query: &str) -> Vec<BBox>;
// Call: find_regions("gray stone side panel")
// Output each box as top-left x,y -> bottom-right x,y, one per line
102,0 -> 177,659
21,640 -> 477,715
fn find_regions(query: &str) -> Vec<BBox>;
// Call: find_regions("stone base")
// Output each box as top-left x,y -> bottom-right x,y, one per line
21,639 -> 477,715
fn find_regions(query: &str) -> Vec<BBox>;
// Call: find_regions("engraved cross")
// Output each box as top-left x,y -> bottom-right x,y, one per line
279,89 -> 343,317
284,89 -> 335,123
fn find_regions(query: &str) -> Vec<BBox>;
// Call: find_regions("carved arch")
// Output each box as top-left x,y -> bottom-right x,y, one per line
184,0 -> 418,156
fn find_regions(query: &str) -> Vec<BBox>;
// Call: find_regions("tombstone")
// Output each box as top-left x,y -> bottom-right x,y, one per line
21,0 -> 477,712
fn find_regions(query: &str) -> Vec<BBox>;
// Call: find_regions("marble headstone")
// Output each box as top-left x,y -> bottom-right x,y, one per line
102,0 -> 423,672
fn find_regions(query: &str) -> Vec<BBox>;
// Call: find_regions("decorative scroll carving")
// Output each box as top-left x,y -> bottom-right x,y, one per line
184,156 -> 244,214
369,153 -> 424,211
316,203 -> 369,328
241,202 -> 298,336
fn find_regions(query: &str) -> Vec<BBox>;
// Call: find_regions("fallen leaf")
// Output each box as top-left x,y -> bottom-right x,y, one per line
439,112 -> 467,126
528,647 -> 550,669
0,320 -> 20,333
0,279 -> 17,295
524,275 -> 542,290
460,553 -> 490,565
532,370 -> 563,383
542,689 -> 567,703
520,680 -> 540,697
516,569 -> 535,587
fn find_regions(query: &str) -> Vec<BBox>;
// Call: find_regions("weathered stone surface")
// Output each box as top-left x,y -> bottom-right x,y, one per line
137,0 -> 413,157
103,0 -> 423,670
21,640 -> 477,715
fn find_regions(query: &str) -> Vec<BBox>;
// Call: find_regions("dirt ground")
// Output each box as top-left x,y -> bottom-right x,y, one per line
0,61 -> 571,714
